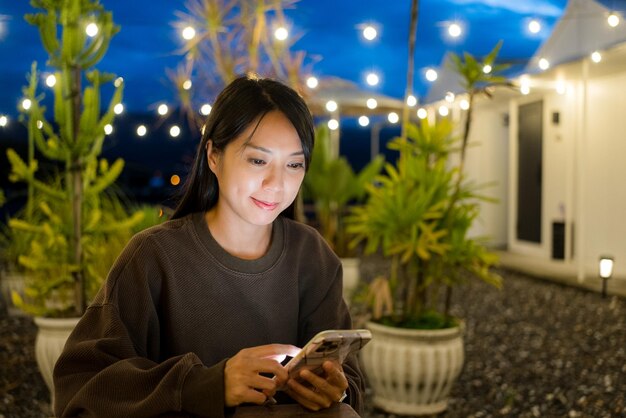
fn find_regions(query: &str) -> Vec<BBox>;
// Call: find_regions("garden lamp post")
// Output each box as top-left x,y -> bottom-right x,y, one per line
598,256 -> 614,298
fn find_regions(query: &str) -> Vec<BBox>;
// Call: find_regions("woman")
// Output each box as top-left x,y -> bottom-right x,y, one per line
53,75 -> 365,417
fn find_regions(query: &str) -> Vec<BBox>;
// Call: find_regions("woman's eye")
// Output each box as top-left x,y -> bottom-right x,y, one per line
288,162 -> 305,169
249,158 -> 266,166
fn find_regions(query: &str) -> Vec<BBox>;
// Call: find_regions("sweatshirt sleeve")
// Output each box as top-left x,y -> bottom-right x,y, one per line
298,248 -> 366,414
53,233 -> 228,418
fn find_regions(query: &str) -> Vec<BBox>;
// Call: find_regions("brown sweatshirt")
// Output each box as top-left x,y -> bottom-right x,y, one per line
53,212 -> 364,417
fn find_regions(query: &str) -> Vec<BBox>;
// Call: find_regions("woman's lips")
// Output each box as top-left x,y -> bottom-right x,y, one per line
251,197 -> 279,211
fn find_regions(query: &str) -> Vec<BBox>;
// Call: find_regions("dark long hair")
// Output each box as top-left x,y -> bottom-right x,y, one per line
171,75 -> 315,220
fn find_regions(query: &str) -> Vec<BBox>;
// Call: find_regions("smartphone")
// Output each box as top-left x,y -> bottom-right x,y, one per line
282,329 -> 372,384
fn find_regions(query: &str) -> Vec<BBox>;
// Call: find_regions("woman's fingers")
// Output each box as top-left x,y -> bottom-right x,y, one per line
224,344 -> 301,407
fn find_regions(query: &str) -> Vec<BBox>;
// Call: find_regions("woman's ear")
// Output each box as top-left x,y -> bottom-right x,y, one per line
206,140 -> 219,174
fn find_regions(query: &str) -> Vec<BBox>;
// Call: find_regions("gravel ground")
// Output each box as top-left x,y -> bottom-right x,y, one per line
1,268 -> 625,418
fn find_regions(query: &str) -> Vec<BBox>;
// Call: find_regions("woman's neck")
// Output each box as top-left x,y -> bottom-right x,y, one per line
204,209 -> 273,260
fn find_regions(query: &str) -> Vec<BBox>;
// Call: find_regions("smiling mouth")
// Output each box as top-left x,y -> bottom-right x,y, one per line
251,197 -> 279,211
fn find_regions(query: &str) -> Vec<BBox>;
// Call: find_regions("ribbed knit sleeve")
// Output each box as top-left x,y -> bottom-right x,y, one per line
288,220 -> 366,414
53,224 -> 228,418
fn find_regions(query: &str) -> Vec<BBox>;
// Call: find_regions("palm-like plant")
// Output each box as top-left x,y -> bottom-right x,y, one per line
347,119 -> 501,328
303,125 -> 384,257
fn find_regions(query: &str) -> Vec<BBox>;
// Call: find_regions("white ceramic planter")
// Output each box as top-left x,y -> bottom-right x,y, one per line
362,320 -> 465,416
340,257 -> 360,304
34,316 -> 80,406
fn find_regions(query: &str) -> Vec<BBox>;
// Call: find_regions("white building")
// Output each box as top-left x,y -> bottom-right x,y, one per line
423,0 -> 626,295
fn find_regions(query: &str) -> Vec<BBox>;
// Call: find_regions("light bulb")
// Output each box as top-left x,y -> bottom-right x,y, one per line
358,116 -> 370,127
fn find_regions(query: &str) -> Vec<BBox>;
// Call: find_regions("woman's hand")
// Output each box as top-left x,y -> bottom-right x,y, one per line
285,360 -> 349,411
224,344 -> 300,407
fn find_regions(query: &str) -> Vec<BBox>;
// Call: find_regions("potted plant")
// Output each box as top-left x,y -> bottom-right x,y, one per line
303,124 -> 383,299
345,42 -> 509,415
4,0 -> 146,404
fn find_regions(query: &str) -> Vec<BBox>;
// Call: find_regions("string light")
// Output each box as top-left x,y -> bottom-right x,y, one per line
366,72 -> 379,86
200,104 -> 212,115
528,19 -> 541,34
591,51 -> 602,63
417,108 -> 427,119
36,120 -> 43,129
325,100 -> 338,112
608,12 -> 620,28
358,116 -> 370,127
448,22 -> 462,38
425,68 -> 438,82
182,79 -> 192,90
169,125 -> 181,137
0,115 -> 8,127
387,112 -> 399,124
362,25 -> 377,41
538,58 -> 550,70
104,124 -> 113,135
274,27 -> 288,41
460,99 -> 470,110
170,174 -> 181,186
21,98 -> 32,110
136,125 -> 147,137
114,77 -> 124,87
366,98 -> 378,109
46,74 -> 56,87
85,22 -> 99,37
438,105 -> 449,117
306,76 -> 318,89
483,64 -> 492,74
113,103 -> 124,115
157,104 -> 169,116
182,26 -> 196,40
406,95 -> 417,107
328,119 -> 339,130
445,92 -> 455,103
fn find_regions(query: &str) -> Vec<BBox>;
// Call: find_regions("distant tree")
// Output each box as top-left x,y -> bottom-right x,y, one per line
170,0 -> 315,129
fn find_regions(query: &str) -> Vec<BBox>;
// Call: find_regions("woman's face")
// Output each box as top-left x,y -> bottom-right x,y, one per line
207,110 -> 306,227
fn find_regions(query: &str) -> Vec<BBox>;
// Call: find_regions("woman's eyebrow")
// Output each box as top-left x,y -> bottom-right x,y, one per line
246,143 -> 304,156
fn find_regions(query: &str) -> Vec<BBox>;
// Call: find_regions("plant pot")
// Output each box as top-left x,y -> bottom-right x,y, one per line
34,316 -> 80,406
340,257 -> 360,304
362,320 -> 464,416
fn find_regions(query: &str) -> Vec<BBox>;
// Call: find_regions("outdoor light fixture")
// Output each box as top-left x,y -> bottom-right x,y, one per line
136,125 -> 147,137
538,58 -> 550,70
45,74 -> 56,87
306,76 -> 318,89
366,98 -> 378,109
325,100 -> 338,112
274,27 -> 288,41
21,98 -> 32,110
157,104 -> 168,116
328,119 -> 339,130
182,26 -> 196,40
85,22 -> 98,37
182,79 -> 192,90
591,51 -> 602,63
483,64 -> 492,74
200,104 -> 212,116
448,22 -> 462,38
0,115 -> 8,127
104,124 -> 113,135
438,105 -> 449,117
416,108 -> 427,119
406,95 -> 417,107
366,72 -> 379,86
608,12 -> 620,28
114,77 -> 124,87
387,112 -> 399,124
599,256 -> 614,298
445,92 -> 455,103
425,68 -> 438,82
358,116 -> 369,127
113,103 -> 124,115
528,19 -> 541,34
362,25 -> 377,41
170,125 -> 181,138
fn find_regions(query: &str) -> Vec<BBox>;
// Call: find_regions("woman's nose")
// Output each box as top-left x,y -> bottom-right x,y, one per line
263,166 -> 284,191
